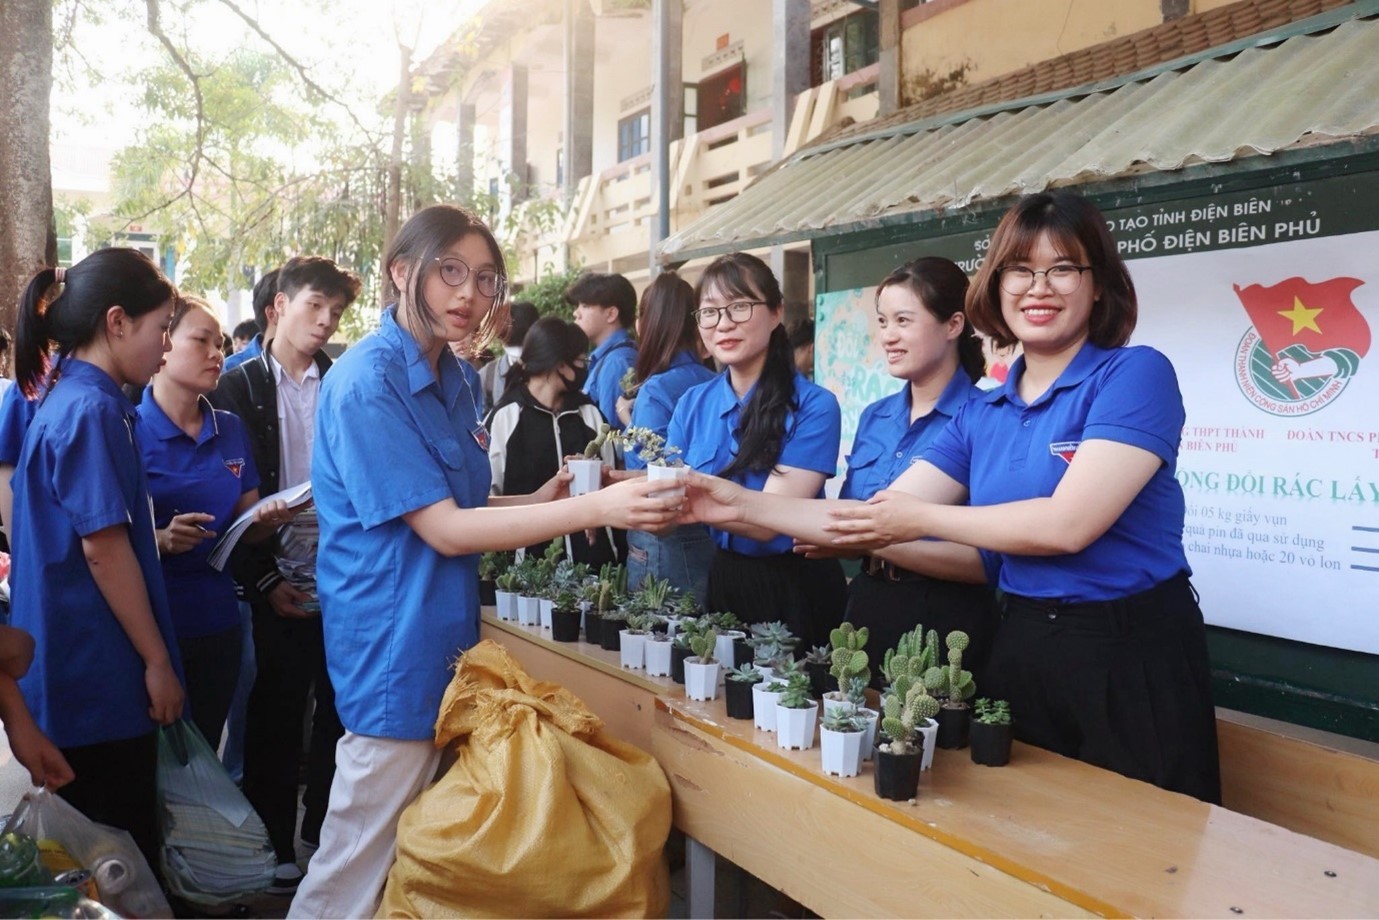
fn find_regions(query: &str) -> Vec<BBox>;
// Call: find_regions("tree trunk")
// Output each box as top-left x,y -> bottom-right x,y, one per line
0,0 -> 55,335
382,45 -> 411,276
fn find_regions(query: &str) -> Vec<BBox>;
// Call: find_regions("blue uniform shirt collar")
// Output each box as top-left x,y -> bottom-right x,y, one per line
379,306 -> 455,398
589,327 -> 632,364
986,341 -> 1115,408
667,349 -> 701,371
138,389 -> 220,444
56,358 -> 136,418
873,369 -> 972,421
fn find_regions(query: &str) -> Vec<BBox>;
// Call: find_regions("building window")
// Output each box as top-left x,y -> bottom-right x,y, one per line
696,62 -> 745,132
810,10 -> 879,86
617,109 -> 650,162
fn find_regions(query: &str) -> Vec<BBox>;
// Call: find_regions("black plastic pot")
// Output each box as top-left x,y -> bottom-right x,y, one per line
873,744 -> 921,801
479,579 -> 496,606
599,622 -> 623,652
936,704 -> 971,750
584,612 -> 604,646
804,660 -> 831,699
724,678 -> 758,719
670,644 -> 691,684
551,608 -> 581,643
732,638 -> 753,669
969,720 -> 1012,766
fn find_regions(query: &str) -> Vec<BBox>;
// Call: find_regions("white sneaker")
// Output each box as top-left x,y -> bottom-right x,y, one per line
267,862 -> 303,896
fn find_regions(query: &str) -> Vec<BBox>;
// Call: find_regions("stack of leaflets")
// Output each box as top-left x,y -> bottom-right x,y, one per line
276,509 -> 319,610
207,482 -> 312,572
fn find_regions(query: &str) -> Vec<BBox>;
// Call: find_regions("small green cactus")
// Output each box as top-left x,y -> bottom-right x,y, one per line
944,630 -> 975,704
881,683 -> 940,755
583,422 -> 611,458
688,627 -> 718,663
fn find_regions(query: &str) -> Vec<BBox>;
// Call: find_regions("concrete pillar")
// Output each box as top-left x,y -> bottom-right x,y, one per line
456,100 -> 475,204
650,0 -> 684,274
563,0 -> 595,197
879,0 -> 902,115
771,0 -> 811,161
500,63 -> 529,209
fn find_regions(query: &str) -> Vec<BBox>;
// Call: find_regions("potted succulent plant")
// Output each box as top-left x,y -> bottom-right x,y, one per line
705,611 -> 748,670
823,622 -> 869,722
551,589 -> 582,643
752,657 -> 801,732
535,540 -> 565,630
880,647 -> 939,770
619,611 -> 655,670
514,558 -> 542,627
669,617 -> 700,684
683,627 -> 720,701
819,705 -> 867,778
925,630 -> 976,750
494,570 -> 521,622
747,621 -> 797,679
774,672 -> 818,751
875,684 -> 940,801
724,663 -> 762,719
618,426 -> 687,497
569,422 -> 611,496
803,644 -> 833,698
478,551 -> 509,606
599,606 -> 628,652
644,624 -> 674,677
969,698 -> 1013,767
619,365 -> 640,400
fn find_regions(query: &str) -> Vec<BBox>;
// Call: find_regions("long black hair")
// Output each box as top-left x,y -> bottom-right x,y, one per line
696,252 -> 797,480
875,256 -> 985,383
633,271 -> 698,384
15,248 -> 175,397
503,316 -> 588,391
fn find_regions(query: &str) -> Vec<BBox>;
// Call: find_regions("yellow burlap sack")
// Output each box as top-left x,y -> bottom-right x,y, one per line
377,640 -> 671,918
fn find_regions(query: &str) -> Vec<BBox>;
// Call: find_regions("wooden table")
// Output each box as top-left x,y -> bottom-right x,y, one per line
481,613 -> 1379,918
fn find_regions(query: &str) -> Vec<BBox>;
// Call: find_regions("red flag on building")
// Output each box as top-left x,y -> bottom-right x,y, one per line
1232,277 -> 1370,358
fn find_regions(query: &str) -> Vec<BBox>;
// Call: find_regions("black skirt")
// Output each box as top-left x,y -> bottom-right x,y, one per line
707,549 -> 847,652
844,566 -> 999,689
985,572 -> 1222,804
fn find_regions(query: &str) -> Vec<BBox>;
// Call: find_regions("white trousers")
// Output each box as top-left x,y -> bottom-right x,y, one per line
287,732 -> 440,920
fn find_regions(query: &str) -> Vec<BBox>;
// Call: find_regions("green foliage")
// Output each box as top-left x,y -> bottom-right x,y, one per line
828,622 -> 871,691
777,672 -> 814,710
945,630 -> 975,704
583,422 -> 611,458
803,644 -> 832,666
822,705 -> 865,734
704,611 -> 742,632
688,627 -> 718,663
618,427 -> 684,467
637,577 -> 675,613
974,698 -> 1011,726
619,366 -> 640,399
881,684 -> 940,754
479,551 -> 512,581
512,264 -> 583,320
747,621 -> 796,668
552,589 -> 579,613
494,571 -> 521,593
624,611 -> 657,633
726,663 -> 764,684
672,594 -> 701,619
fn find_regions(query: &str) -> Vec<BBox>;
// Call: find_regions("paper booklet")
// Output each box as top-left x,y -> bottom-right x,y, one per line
207,481 -> 313,572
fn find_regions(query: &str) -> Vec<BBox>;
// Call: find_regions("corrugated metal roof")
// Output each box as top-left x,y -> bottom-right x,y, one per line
658,9 -> 1379,263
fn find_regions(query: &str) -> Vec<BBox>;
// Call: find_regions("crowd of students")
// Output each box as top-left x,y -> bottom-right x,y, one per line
0,190 -> 1219,918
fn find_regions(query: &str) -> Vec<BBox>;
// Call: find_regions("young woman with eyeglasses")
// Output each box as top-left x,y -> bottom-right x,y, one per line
666,252 -> 844,649
683,193 -> 1220,802
290,205 -> 683,919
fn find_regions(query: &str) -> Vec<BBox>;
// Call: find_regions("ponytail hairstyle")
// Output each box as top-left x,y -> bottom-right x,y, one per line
385,204 -> 510,361
875,256 -> 985,383
633,271 -> 698,384
695,252 -> 797,480
503,317 -> 588,392
15,248 -> 175,398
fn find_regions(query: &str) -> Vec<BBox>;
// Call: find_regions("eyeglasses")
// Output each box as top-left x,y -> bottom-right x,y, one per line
998,264 -> 1091,296
434,257 -> 503,299
693,301 -> 763,329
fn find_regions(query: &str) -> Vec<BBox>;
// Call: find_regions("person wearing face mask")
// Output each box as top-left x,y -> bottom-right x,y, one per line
484,316 -> 621,566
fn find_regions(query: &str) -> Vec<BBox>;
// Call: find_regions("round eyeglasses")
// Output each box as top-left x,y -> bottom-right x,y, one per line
434,257 -> 503,299
693,301 -> 763,329
998,264 -> 1091,296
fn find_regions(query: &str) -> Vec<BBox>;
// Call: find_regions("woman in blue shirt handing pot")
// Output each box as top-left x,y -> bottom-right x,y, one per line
685,193 -> 1219,802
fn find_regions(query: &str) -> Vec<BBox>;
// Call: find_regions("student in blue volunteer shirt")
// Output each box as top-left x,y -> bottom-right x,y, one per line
825,258 -> 999,679
667,252 -> 844,649
690,193 -> 1219,802
617,272 -> 717,600
291,205 -> 682,920
568,271 -> 638,429
0,376 -> 41,556
136,295 -> 290,749
9,248 -> 187,870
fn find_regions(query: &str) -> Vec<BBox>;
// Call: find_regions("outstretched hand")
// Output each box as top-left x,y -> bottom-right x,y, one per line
823,489 -> 929,549
599,476 -> 684,531
679,471 -> 747,527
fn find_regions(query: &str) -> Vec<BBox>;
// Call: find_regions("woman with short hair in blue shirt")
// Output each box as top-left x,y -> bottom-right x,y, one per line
291,205 -> 682,919
136,295 -> 287,749
10,248 -> 187,869
827,257 -> 999,682
621,272 -> 717,600
668,252 -> 844,650
687,193 -> 1220,802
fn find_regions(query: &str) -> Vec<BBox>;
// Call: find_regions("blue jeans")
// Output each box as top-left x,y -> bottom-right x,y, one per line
626,525 -> 715,605
221,601 -> 255,781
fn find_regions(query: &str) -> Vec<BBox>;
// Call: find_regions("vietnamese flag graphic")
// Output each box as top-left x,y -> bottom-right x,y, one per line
1232,277 -> 1370,358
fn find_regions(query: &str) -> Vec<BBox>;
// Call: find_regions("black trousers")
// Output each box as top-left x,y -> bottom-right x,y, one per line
985,573 -> 1222,803
844,568 -> 999,690
58,732 -> 159,876
178,625 -> 242,751
707,549 -> 847,652
241,605 -> 343,863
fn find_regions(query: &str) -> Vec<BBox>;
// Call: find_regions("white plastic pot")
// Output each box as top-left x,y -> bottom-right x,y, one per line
644,637 -> 673,676
567,458 -> 603,496
647,464 -> 688,499
619,630 -> 647,670
859,708 -> 879,762
919,717 -> 939,771
495,591 -> 518,621
539,598 -> 554,630
752,682 -> 784,732
517,595 -> 540,627
820,726 -> 865,777
775,701 -> 818,751
683,658 -> 720,701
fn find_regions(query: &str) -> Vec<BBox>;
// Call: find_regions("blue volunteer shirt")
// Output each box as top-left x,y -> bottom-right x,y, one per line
583,327 -> 637,430
136,392 -> 260,640
624,350 -> 716,471
10,359 -> 183,748
314,307 -> 492,740
223,333 -> 263,372
670,370 -> 841,556
0,378 -> 42,465
923,342 -> 1190,603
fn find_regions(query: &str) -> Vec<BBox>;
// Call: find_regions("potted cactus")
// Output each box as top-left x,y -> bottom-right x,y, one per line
970,698 -> 1013,767
926,630 -> 976,750
823,623 -> 869,721
880,646 -> 939,770
683,627 -> 720,701
478,551 -> 509,606
644,627 -> 674,677
619,611 -> 655,670
514,558 -> 542,627
569,423 -> 611,496
494,569 -> 521,621
619,365 -> 640,400
551,589 -> 582,643
875,684 -> 940,801
774,672 -> 818,751
819,705 -> 867,778
723,663 -> 762,719
669,617 -> 700,684
619,426 -> 687,497
599,606 -> 628,652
